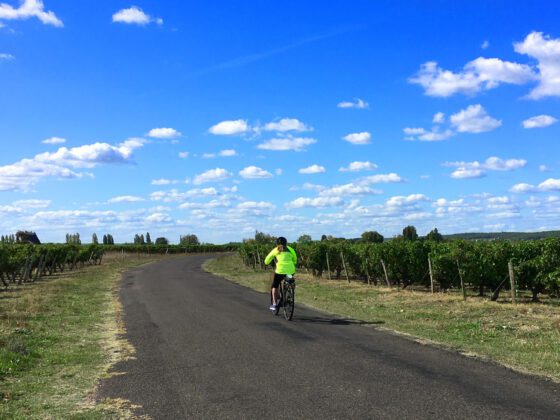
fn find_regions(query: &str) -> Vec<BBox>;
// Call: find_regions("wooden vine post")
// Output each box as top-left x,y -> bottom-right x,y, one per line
364,257 -> 371,286
326,251 -> 332,280
508,261 -> 517,304
380,259 -> 391,288
428,255 -> 435,294
340,251 -> 350,283
456,259 -> 466,301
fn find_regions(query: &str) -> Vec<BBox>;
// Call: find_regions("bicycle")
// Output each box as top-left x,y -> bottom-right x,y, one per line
272,274 -> 295,321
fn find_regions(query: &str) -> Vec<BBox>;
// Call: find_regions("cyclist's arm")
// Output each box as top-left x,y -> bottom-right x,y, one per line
288,246 -> 297,265
264,248 -> 278,265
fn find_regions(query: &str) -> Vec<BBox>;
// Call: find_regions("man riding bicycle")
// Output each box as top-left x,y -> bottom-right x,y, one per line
264,237 -> 297,311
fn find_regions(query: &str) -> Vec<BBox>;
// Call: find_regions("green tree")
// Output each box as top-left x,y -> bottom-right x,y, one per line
297,234 -> 312,243
146,232 -> 152,244
402,225 -> 418,241
361,231 -> 384,243
254,231 -> 275,244
155,237 -> 169,245
180,234 -> 200,245
92,233 -> 99,244
426,228 -> 444,242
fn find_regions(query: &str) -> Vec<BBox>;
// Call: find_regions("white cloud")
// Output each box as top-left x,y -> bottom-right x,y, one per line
257,137 -> 316,152
263,118 -> 311,132
208,119 -> 249,135
0,139 -> 145,191
42,136 -> 66,144
112,6 -> 162,26
446,156 -> 526,179
299,164 -> 325,174
151,178 -> 180,186
236,201 -> 275,211
514,32 -> 560,99
337,98 -> 369,109
342,132 -> 371,145
386,194 -> 429,207
108,195 -> 145,203
178,151 -> 189,158
147,127 -> 181,138
186,187 -> 219,198
432,112 -> 445,124
219,149 -> 237,157
481,40 -> 490,50
339,161 -> 378,172
539,165 -> 551,172
359,173 -> 403,185
193,168 -> 232,185
538,178 -> 560,191
286,197 -> 343,209
450,167 -> 486,179
450,104 -> 501,133
275,168 -> 283,176
510,183 -> 536,193
319,183 -> 381,197
0,0 -> 63,27
239,166 -> 273,179
522,115 -> 557,129
409,58 -> 536,97
0,53 -> 14,60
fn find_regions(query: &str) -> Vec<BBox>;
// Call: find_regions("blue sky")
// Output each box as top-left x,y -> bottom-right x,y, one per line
1,0 -> 560,244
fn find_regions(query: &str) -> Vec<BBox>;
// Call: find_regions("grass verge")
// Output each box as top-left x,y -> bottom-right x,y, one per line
204,254 -> 560,382
0,253 -> 163,419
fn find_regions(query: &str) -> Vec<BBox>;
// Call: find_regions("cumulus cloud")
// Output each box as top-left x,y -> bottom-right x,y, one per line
446,156 -> 526,179
337,98 -> 369,109
386,194 -> 429,207
178,151 -> 189,158
0,53 -> 14,60
404,127 -> 454,142
112,6 -> 162,25
514,32 -> 560,99
208,119 -> 249,135
318,183 -> 381,197
299,164 -> 326,174
239,166 -> 273,179
151,178 -> 181,186
257,137 -> 316,152
0,139 -> 145,191
409,58 -> 536,97
342,132 -> 371,145
202,149 -> 238,159
42,136 -> 66,144
0,0 -> 63,27
432,112 -> 445,124
339,161 -> 378,172
449,104 -> 502,133
286,197 -> 343,209
147,127 -> 181,138
538,178 -> 560,191
263,118 -> 312,132
522,115 -> 557,129
108,195 -> 145,203
193,168 -> 232,185
359,173 -> 403,185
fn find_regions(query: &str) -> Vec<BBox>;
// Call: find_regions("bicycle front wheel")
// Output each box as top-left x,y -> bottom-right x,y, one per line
282,285 -> 295,320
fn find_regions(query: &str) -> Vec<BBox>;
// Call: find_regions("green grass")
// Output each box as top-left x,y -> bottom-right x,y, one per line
0,253 -> 163,419
204,254 -> 560,382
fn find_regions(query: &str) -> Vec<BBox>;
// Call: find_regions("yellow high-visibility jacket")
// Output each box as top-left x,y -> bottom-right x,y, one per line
264,246 -> 297,275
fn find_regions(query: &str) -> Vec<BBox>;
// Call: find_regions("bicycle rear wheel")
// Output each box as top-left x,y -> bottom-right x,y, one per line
282,284 -> 295,320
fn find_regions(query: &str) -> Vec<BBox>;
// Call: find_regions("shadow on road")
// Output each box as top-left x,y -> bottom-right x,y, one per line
292,316 -> 384,326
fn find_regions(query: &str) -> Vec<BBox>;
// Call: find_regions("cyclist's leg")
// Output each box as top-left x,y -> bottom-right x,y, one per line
270,273 -> 283,306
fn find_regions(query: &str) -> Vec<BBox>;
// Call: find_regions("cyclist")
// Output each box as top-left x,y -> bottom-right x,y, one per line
264,237 -> 297,311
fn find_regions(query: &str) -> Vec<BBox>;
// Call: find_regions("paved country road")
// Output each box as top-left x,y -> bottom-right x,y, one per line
97,255 -> 560,419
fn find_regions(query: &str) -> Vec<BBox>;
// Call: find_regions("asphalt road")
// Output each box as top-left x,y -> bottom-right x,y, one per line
97,255 -> 560,419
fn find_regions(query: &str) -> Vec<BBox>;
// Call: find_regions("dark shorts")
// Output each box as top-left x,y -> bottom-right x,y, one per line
271,273 -> 286,289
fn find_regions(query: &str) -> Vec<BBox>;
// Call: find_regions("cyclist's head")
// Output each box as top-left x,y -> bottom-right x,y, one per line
276,236 -> 288,247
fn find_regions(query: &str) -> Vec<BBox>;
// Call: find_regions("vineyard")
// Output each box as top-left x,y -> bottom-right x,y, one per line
0,244 -> 105,289
0,243 -> 237,290
239,239 -> 560,302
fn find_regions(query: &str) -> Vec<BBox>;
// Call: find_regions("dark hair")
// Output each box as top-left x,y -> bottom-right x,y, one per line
276,236 -> 287,246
